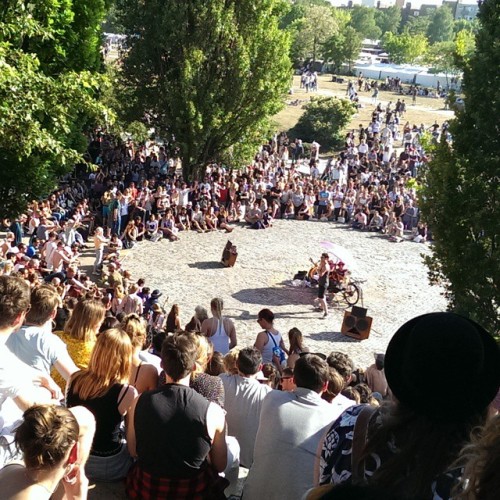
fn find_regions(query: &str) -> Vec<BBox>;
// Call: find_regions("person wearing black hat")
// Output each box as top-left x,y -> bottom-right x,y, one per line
144,289 -> 162,316
318,312 -> 500,500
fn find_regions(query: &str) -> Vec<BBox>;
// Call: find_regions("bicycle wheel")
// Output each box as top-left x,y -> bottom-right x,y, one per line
343,283 -> 360,306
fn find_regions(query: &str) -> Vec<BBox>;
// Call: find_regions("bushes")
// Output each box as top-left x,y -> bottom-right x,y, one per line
289,96 -> 356,150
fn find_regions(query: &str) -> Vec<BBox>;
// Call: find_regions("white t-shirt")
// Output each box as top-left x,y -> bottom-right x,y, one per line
6,325 -> 69,376
220,374 -> 272,468
0,344 -> 35,439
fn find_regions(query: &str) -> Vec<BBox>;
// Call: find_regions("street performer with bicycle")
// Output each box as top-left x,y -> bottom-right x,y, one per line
316,252 -> 330,318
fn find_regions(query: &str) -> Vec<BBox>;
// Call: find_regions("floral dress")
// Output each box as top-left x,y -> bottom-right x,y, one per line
320,405 -> 461,500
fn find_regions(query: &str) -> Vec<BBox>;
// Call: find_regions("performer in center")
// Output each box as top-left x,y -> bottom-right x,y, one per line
317,253 -> 330,318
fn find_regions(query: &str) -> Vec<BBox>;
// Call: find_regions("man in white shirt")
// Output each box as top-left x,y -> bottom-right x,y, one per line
6,284 -> 78,383
220,348 -> 271,468
243,355 -> 343,500
0,276 -> 62,467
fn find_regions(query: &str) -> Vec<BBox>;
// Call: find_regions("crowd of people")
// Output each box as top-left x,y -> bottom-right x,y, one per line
0,273 -> 499,499
0,91 -> 450,293
0,86 -> 498,499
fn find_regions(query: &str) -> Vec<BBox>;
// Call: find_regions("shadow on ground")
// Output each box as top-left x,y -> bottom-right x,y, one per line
232,285 -> 312,307
188,261 -> 225,270
308,331 -> 362,343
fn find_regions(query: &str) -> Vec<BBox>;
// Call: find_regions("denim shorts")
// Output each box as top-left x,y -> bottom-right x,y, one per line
85,442 -> 134,482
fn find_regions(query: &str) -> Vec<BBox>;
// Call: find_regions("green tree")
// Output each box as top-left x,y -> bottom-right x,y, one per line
375,6 -> 402,35
0,0 -> 110,217
382,31 -> 428,64
9,0 -> 110,75
279,0 -> 331,30
453,18 -> 479,35
350,6 -> 381,40
427,6 -> 455,44
289,5 -> 340,63
420,0 -> 500,334
404,15 -> 431,37
424,41 -> 457,86
323,26 -> 363,73
290,97 -> 356,149
118,0 -> 291,178
455,29 -> 476,63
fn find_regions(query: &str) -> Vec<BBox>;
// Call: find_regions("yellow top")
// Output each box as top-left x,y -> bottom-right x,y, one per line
51,331 -> 95,391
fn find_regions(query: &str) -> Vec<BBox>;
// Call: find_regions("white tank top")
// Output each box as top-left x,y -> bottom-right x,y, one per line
261,330 -> 282,364
209,317 -> 230,355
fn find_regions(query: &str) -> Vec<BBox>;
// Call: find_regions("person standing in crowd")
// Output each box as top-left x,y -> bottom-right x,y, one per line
126,333 -> 228,499
201,297 -> 237,355
93,227 -> 108,276
316,253 -> 330,318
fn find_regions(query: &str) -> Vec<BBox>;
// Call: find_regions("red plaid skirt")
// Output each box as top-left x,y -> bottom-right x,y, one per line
126,462 -> 229,499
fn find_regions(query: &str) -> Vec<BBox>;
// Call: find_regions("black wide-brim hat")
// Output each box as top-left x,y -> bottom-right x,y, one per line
385,312 -> 500,421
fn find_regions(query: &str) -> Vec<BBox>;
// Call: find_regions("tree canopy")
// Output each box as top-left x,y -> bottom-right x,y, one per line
420,0 -> 500,334
323,26 -> 363,73
427,6 -> 455,44
0,0 -> 109,217
374,6 -> 401,36
290,97 -> 356,150
350,6 -> 381,41
117,0 -> 292,179
382,31 -> 428,65
289,4 -> 341,64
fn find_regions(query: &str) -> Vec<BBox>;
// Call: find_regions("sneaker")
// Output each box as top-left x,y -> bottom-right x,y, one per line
323,312 -> 329,318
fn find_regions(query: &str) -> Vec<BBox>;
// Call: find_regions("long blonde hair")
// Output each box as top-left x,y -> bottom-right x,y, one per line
64,299 -> 105,342
193,333 -> 212,374
121,313 -> 147,350
70,328 -> 132,399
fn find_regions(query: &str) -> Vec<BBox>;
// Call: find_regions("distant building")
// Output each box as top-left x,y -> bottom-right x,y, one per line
443,0 -> 479,19
324,0 -> 478,19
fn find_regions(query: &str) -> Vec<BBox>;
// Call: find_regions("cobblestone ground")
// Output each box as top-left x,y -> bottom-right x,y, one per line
122,219 -> 447,369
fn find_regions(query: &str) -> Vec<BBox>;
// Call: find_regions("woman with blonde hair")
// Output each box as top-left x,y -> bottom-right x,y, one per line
223,347 -> 241,375
111,283 -> 125,315
122,314 -> 158,393
66,328 -> 137,481
201,297 -> 237,355
53,298 -> 106,389
188,332 -> 241,493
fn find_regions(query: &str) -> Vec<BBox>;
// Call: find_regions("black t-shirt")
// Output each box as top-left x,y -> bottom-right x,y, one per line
135,384 -> 211,478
